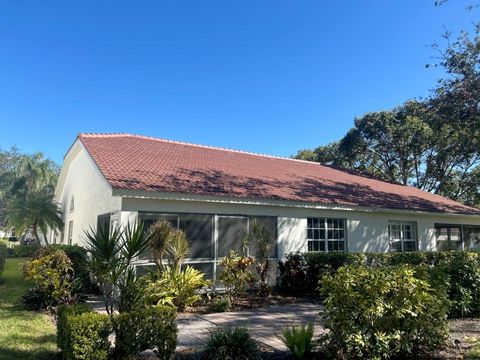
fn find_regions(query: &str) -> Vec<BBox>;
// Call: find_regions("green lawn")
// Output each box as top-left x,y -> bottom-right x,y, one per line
0,258 -> 58,360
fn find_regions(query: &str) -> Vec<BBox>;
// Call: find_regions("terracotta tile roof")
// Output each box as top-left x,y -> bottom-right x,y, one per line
78,133 -> 480,215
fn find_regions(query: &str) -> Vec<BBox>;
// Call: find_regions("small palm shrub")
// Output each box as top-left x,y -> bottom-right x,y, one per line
320,265 -> 449,360
204,327 -> 261,360
145,265 -> 210,311
280,322 -> 314,359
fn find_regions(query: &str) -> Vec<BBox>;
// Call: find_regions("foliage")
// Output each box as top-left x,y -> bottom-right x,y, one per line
219,250 -> 255,305
204,327 -> 261,360
0,242 -> 6,276
147,220 -> 174,270
249,218 -> 273,293
113,306 -> 177,360
22,287 -> 51,311
23,249 -> 78,308
35,244 -> 91,291
0,258 -> 58,360
56,304 -> 92,354
0,147 -> 59,227
4,190 -> 63,245
320,265 -> 449,360
115,267 -> 146,313
144,265 -> 210,311
84,222 -> 150,314
164,228 -> 190,272
294,24 -> 480,207
13,244 -> 41,258
209,296 -> 231,312
278,252 -> 364,295
280,322 -> 314,359
61,311 -> 112,360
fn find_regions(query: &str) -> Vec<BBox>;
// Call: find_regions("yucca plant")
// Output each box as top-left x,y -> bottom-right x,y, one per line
84,221 -> 151,314
280,322 -> 314,359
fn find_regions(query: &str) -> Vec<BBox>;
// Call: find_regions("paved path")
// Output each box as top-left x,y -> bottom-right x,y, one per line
176,303 -> 325,351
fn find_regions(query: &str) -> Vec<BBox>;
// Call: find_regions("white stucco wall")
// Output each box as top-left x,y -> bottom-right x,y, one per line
53,141 -> 122,246
120,196 -> 480,258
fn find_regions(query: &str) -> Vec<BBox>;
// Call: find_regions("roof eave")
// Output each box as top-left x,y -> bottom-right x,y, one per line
112,188 -> 480,218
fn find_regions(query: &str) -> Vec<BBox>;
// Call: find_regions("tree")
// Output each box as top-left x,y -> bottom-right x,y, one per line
4,190 -> 63,245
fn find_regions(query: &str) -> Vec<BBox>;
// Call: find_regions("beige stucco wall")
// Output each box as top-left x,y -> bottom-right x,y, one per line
53,141 -> 122,246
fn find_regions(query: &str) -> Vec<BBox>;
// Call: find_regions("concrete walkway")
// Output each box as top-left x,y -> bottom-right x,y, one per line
176,303 -> 324,351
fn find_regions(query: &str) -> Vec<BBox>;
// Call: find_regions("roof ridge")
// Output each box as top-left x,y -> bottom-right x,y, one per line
78,132 -> 327,166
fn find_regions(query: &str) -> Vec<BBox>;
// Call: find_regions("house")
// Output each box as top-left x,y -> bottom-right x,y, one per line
52,133 -> 480,280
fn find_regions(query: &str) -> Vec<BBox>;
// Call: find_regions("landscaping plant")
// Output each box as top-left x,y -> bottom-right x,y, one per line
147,220 -> 174,270
280,322 -> 314,359
319,265 -> 449,360
204,326 -> 261,360
113,306 -> 177,360
0,242 -> 6,277
84,221 -> 151,314
22,249 -> 79,308
249,218 -> 274,294
219,250 -> 255,306
144,265 -> 210,311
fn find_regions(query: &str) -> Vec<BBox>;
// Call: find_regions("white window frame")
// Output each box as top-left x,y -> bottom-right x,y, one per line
388,221 -> 418,252
306,218 -> 346,253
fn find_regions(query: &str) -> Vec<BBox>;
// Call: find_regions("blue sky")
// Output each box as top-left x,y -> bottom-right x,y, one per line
0,1 -> 477,164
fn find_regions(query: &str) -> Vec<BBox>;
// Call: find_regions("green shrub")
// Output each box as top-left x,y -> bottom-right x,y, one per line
65,312 -> 111,360
0,242 -> 6,276
204,327 -> 261,360
219,250 -> 255,306
113,306 -> 177,360
209,296 -> 231,312
23,249 -> 77,308
320,265 -> 449,360
278,252 -> 364,295
280,322 -> 314,359
36,245 -> 91,290
145,265 -> 210,311
14,244 -> 41,258
56,303 -> 93,353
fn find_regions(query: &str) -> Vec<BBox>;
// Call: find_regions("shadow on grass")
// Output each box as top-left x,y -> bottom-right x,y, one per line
0,347 -> 60,360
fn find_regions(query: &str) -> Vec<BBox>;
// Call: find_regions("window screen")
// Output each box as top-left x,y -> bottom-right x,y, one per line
179,214 -> 214,259
249,216 -> 277,258
97,214 -> 111,235
217,217 -> 248,257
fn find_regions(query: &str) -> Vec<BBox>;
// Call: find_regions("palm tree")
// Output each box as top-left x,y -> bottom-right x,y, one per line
4,190 -> 63,245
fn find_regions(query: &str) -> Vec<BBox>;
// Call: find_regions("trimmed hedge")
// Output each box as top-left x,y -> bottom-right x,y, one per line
56,305 -> 178,360
56,304 -> 111,360
13,244 -> 41,258
279,250 -> 480,318
0,242 -> 6,276
113,306 -> 177,360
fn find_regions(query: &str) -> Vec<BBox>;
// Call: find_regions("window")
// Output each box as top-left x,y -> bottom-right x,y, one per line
217,216 -> 248,257
307,218 -> 345,252
67,221 -> 73,245
69,197 -> 75,212
388,221 -> 417,252
97,214 -> 111,235
435,225 -> 463,251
